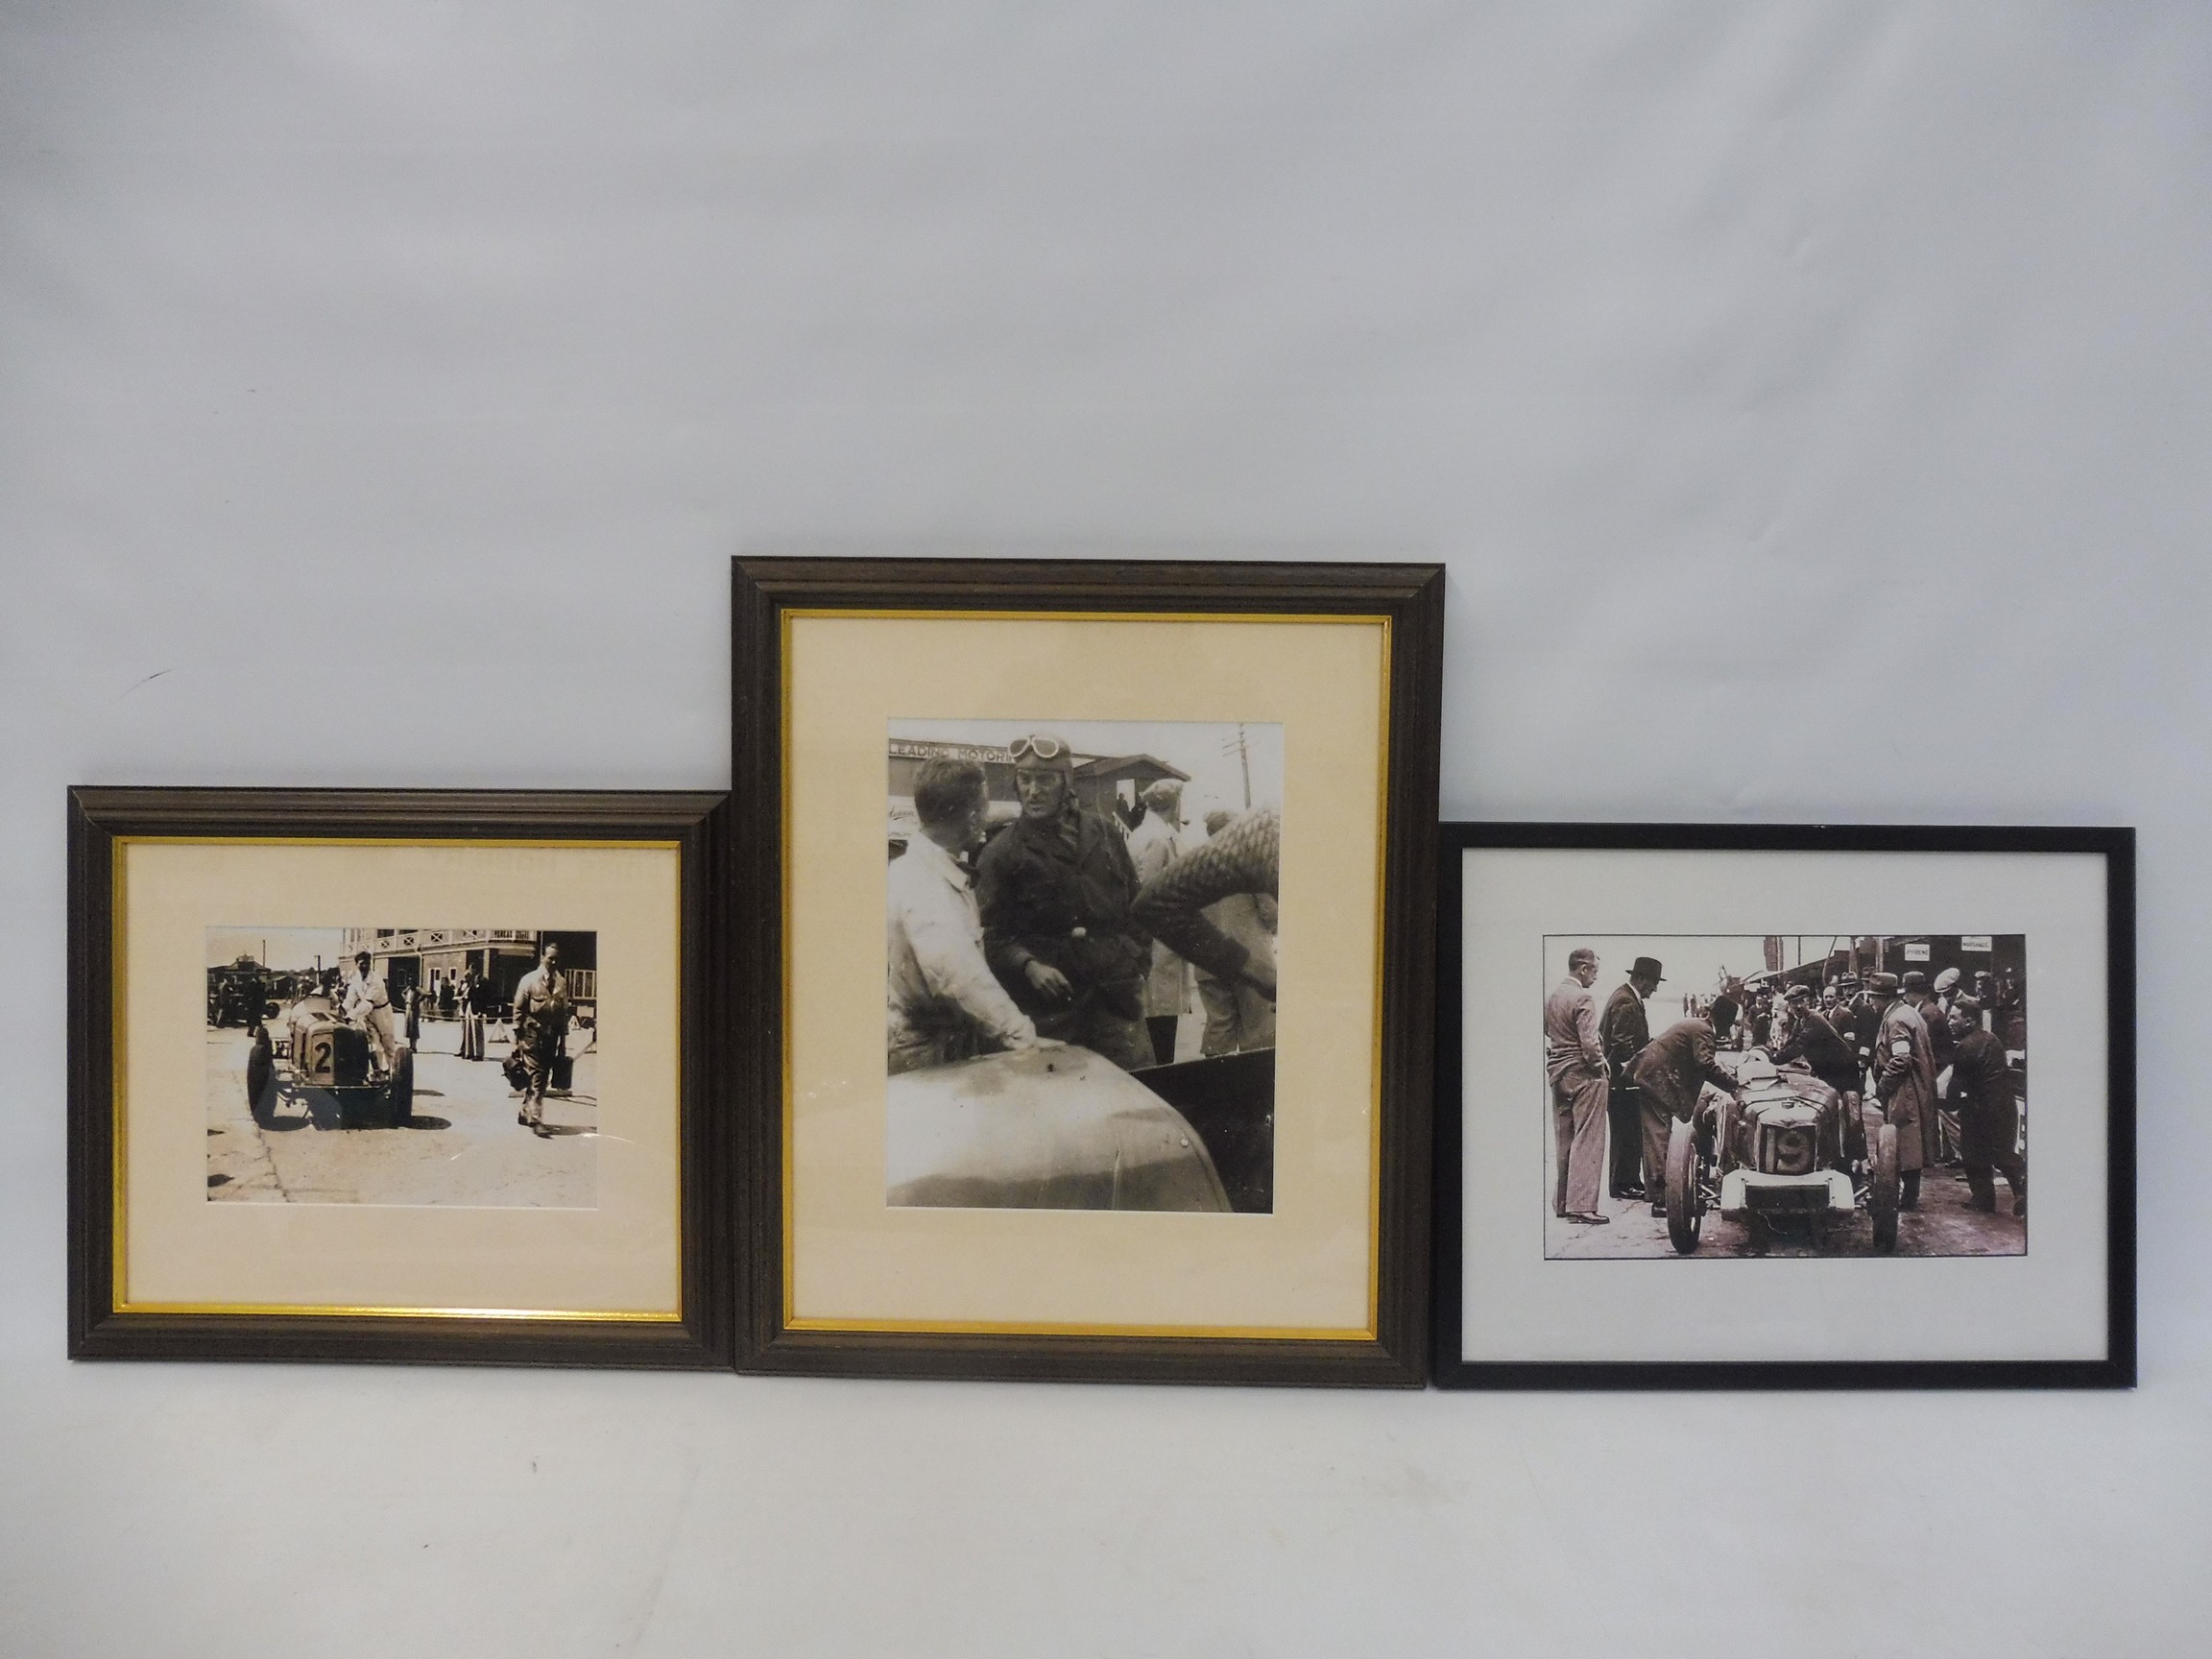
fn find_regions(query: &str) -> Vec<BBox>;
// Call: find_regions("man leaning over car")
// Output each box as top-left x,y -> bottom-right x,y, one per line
1630,998 -> 1743,1217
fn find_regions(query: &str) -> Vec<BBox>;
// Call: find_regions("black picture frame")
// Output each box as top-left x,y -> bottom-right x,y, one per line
1433,821 -> 2136,1391
68,787 -> 733,1369
733,556 -> 1444,1385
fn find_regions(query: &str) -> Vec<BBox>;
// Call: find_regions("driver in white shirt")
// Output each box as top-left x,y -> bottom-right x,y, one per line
888,758 -> 1041,1074
343,950 -> 402,1076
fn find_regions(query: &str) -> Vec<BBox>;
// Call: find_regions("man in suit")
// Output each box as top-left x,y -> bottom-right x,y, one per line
1870,972 -> 1937,1211
1543,947 -> 1610,1225
1599,955 -> 1663,1201
1630,997 -> 1743,1216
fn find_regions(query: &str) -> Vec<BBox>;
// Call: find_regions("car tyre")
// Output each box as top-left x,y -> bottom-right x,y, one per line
1869,1123 -> 1900,1254
1665,1117 -> 1703,1256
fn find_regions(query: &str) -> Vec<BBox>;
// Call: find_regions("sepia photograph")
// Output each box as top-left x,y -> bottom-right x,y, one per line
1539,933 -> 2029,1261
748,565 -> 1438,1381
882,718 -> 1283,1214
205,926 -> 600,1208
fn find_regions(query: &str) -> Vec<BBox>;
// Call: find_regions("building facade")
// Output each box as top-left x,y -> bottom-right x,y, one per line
340,928 -> 599,1016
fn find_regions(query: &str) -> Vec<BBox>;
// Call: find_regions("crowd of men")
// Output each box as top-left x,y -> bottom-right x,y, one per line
1545,950 -> 2027,1230
886,735 -> 1282,1079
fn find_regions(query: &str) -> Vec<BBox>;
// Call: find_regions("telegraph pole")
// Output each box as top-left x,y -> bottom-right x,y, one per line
1221,723 -> 1253,808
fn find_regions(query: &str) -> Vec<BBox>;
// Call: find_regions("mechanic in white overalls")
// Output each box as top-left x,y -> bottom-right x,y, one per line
344,950 -> 402,1076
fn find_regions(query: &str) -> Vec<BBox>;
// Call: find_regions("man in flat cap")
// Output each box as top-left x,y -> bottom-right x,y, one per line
1599,956 -> 1664,1201
1544,947 -> 1610,1225
976,733 -> 1153,1071
1933,964 -> 1963,1011
1767,981 -> 1805,1055
1630,996 -> 1743,1216
1869,972 -> 1937,1211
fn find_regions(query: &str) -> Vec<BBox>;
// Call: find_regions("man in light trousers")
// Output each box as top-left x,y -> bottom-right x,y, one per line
1544,946 -> 1610,1226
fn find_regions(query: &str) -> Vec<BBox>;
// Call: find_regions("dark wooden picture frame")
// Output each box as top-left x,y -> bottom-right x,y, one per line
733,557 -> 1444,1385
1432,821 -> 2136,1390
68,787 -> 733,1369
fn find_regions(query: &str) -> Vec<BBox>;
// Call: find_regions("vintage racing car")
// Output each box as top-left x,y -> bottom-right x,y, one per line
268,993 -> 415,1130
886,1044 -> 1274,1213
1663,1048 -> 1899,1255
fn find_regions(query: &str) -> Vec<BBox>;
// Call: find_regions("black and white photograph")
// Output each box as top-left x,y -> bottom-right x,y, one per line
882,718 -> 1282,1213
1540,933 -> 2029,1261
1443,827 -> 2130,1386
206,926 -> 600,1207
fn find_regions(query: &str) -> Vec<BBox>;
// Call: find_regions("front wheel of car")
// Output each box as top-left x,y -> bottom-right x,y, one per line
1665,1118 -> 1703,1256
1869,1123 -> 1900,1254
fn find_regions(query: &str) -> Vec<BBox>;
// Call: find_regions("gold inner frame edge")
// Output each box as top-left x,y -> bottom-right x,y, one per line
109,834 -> 686,1324
779,606 -> 1393,1343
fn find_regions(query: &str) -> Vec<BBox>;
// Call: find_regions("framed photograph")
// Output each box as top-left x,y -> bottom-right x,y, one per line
68,788 -> 731,1368
733,557 -> 1443,1384
1434,823 -> 2135,1389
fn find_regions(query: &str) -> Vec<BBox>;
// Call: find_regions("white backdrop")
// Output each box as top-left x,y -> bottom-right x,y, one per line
4,5 -> 2207,1654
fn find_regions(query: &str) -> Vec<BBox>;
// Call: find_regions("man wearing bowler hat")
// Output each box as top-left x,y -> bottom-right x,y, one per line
1599,955 -> 1664,1201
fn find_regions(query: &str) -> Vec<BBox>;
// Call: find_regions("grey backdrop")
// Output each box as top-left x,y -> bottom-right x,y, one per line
5,5 -> 2206,1654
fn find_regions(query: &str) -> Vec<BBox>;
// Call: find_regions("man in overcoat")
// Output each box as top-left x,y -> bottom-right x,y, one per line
1599,956 -> 1663,1200
1629,997 -> 1743,1216
1870,972 -> 1937,1210
1905,969 -> 1960,1162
